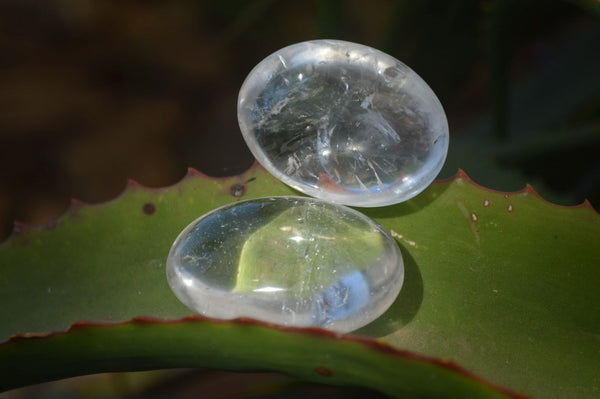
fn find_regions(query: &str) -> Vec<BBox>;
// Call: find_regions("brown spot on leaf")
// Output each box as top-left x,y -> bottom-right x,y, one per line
142,202 -> 156,215
246,177 -> 256,183
230,183 -> 246,197
314,366 -> 333,377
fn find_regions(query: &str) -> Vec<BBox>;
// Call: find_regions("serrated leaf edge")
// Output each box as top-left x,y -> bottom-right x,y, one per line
3,163 -> 597,245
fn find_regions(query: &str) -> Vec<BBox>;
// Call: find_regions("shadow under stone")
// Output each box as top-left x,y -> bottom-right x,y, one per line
355,247 -> 423,337
361,178 -> 452,221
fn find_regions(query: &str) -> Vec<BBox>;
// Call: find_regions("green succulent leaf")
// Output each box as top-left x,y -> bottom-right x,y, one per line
1,166 -> 598,398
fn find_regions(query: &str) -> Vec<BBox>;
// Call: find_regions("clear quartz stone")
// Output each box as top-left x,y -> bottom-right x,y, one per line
166,197 -> 404,333
238,40 -> 449,207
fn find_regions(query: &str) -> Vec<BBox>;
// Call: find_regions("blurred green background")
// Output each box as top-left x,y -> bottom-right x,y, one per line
1,0 -> 599,242
0,1 -> 598,397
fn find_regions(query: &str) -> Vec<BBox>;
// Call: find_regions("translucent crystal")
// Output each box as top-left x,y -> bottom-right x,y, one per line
238,40 -> 449,207
166,197 -> 404,332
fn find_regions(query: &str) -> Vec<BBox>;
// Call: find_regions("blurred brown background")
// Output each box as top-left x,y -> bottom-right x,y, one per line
1,0 -> 599,242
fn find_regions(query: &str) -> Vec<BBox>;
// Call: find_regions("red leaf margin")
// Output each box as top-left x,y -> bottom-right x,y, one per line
1,315 -> 529,398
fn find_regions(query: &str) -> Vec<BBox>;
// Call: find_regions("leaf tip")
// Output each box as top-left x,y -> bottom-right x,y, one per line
68,198 -> 86,211
126,178 -> 144,189
186,167 -> 203,177
578,198 -> 598,213
455,168 -> 469,179
4,218 -> 61,244
438,168 -> 475,184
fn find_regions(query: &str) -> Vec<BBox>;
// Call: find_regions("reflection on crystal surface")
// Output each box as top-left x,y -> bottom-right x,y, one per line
166,197 -> 404,332
238,40 -> 449,207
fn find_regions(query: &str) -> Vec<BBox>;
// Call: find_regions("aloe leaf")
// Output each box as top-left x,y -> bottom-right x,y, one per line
2,317 -> 519,398
360,171 -> 600,398
1,166 -> 598,398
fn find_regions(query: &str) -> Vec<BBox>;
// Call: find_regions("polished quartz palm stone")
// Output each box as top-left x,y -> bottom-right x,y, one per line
238,40 -> 449,207
166,197 -> 404,332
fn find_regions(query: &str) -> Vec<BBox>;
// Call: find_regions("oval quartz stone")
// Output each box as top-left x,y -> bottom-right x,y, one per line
166,197 -> 404,332
238,40 -> 449,207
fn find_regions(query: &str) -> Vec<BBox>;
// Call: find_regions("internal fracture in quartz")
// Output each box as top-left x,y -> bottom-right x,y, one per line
166,197 -> 404,333
238,40 -> 449,207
